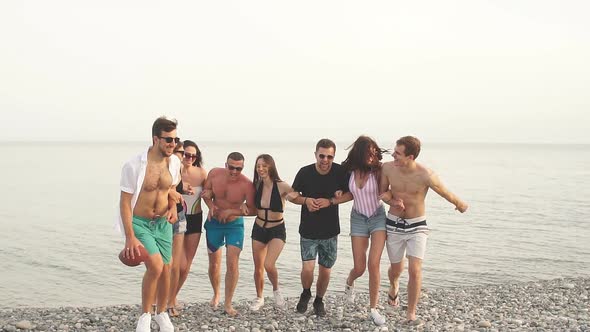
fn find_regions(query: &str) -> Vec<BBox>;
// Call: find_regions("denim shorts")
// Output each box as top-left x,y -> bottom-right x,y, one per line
350,205 -> 386,237
173,210 -> 187,235
300,236 -> 338,268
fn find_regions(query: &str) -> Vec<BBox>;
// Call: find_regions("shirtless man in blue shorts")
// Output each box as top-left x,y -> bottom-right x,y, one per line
202,152 -> 256,316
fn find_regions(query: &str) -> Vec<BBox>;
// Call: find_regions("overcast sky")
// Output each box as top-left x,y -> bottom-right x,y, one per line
1,1 -> 588,144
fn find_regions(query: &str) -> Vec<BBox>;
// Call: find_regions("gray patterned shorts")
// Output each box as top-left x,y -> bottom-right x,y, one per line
300,236 -> 338,268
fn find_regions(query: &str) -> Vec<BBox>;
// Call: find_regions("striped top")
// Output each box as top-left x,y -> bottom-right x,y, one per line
349,172 -> 382,218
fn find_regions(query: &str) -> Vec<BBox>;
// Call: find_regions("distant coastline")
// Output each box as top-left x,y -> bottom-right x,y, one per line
4,140 -> 590,147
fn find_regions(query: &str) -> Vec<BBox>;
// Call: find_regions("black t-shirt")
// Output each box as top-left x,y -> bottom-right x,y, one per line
292,163 -> 349,239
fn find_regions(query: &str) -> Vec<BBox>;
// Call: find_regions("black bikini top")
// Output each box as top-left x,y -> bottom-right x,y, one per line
255,181 -> 284,213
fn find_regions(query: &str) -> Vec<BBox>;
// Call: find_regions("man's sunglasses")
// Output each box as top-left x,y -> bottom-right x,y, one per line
318,154 -> 334,160
159,136 -> 181,144
227,165 -> 243,171
184,153 -> 197,160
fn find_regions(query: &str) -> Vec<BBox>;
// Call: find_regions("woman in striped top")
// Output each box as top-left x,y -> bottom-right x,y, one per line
339,136 -> 388,326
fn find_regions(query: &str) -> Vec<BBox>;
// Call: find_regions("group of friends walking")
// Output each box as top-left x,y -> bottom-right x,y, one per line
118,116 -> 468,332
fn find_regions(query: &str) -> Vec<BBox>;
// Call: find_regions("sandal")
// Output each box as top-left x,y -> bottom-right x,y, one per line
387,292 -> 399,307
167,307 -> 179,317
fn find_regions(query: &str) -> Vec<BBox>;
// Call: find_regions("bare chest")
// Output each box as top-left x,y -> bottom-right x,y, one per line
388,171 -> 427,196
259,185 -> 273,208
181,167 -> 205,187
212,178 -> 245,204
142,163 -> 172,192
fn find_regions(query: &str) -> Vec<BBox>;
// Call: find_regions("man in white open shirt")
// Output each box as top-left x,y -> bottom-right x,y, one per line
118,116 -> 181,332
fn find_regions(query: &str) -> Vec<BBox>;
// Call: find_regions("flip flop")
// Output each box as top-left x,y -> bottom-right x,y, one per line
167,307 -> 179,318
387,292 -> 399,307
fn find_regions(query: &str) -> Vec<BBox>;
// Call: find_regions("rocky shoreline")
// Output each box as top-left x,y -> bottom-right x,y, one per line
1,277 -> 588,331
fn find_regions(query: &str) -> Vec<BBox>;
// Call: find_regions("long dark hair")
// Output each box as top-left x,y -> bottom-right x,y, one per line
182,140 -> 202,167
253,154 -> 282,187
341,136 -> 386,174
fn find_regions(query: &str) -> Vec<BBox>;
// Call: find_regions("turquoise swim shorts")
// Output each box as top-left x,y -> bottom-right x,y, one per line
204,217 -> 244,252
132,215 -> 173,264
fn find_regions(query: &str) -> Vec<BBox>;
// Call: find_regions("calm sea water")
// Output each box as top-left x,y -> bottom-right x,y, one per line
1,141 -> 589,308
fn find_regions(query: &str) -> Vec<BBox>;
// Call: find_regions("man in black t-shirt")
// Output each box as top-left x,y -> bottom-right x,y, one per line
291,138 -> 349,317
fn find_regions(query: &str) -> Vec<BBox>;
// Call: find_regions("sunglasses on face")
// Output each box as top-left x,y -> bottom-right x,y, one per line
318,154 -> 334,160
159,136 -> 181,144
227,165 -> 243,172
184,153 -> 197,160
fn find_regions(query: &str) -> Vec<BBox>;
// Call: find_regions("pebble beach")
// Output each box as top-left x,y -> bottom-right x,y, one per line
1,277 -> 588,331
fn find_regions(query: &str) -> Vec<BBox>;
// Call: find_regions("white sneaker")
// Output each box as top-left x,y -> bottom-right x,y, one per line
273,289 -> 286,309
344,282 -> 355,303
370,308 -> 386,326
135,313 -> 151,332
249,297 -> 265,311
154,312 -> 174,332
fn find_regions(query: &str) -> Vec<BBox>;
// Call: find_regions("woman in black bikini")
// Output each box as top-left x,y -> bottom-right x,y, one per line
249,154 -> 297,311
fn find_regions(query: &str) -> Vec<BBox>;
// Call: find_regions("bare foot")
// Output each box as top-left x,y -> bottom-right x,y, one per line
224,305 -> 238,317
209,296 -> 220,309
405,318 -> 424,327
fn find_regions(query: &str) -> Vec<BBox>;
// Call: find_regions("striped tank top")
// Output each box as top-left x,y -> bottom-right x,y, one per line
349,172 -> 382,218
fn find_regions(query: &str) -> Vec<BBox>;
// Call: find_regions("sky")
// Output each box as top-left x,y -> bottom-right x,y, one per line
1,0 -> 589,144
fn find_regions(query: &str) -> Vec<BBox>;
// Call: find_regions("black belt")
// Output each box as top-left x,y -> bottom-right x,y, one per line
257,214 -> 284,232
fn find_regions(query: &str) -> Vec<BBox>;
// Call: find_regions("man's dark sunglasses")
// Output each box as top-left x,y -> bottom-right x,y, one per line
159,136 -> 180,144
318,154 -> 334,160
227,165 -> 243,171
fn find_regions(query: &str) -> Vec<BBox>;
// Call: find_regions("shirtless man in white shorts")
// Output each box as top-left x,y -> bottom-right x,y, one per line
379,136 -> 468,326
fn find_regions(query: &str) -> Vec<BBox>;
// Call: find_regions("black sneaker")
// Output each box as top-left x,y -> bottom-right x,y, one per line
313,299 -> 326,317
296,291 -> 311,313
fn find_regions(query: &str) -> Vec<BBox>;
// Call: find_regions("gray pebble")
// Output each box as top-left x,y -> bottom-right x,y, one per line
2,278 -> 590,331
477,320 -> 491,328
15,320 -> 33,329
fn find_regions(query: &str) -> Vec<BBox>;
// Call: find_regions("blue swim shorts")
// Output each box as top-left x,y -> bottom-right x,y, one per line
204,217 -> 245,252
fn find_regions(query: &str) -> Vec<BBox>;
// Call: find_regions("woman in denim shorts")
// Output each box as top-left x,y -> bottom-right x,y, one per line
338,136 -> 388,326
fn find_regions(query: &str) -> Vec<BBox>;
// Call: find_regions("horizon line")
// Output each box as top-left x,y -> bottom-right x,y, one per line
2,140 -> 589,146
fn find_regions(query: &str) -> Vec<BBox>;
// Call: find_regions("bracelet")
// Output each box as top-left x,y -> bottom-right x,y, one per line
329,198 -> 334,206
303,197 -> 308,205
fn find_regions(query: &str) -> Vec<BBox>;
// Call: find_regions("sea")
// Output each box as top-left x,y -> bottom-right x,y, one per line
1,141 -> 589,308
